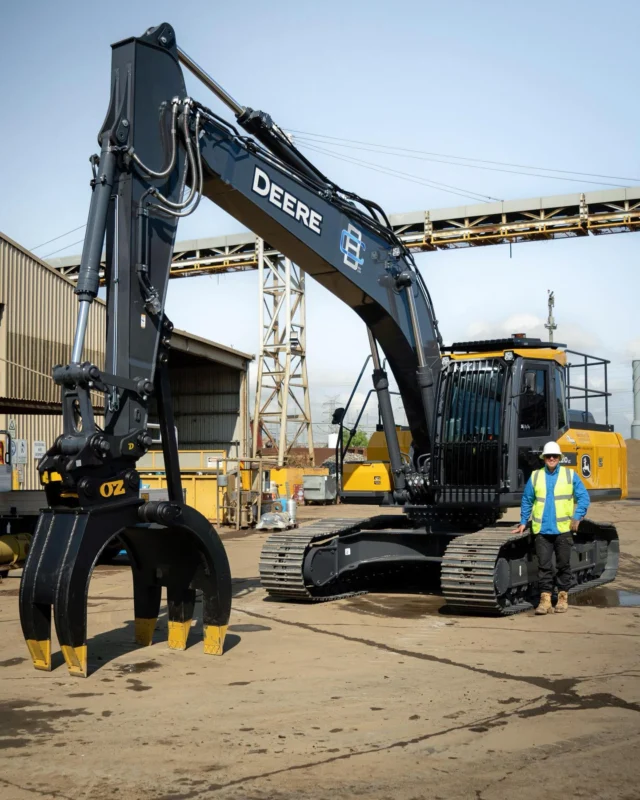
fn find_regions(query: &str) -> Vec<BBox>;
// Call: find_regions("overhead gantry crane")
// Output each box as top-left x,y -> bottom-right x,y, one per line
49,186 -> 640,280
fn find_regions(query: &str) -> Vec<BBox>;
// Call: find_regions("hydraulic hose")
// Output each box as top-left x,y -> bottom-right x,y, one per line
149,112 -> 203,218
129,100 -> 179,179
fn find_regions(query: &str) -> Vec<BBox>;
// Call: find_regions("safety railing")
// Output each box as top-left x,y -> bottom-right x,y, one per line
565,349 -> 611,427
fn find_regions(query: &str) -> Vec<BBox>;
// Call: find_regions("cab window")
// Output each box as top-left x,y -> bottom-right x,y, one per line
555,368 -> 567,430
519,368 -> 549,436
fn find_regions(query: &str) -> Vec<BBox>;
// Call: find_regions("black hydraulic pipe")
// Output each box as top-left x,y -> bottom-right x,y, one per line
237,109 -> 333,188
75,148 -> 117,301
403,277 -> 438,445
177,44 -> 330,188
177,46 -> 244,116
71,148 -> 117,364
155,356 -> 183,504
368,330 -> 406,495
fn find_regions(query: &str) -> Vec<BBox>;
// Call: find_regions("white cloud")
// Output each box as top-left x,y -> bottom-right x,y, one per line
626,339 -> 640,360
464,313 -> 600,353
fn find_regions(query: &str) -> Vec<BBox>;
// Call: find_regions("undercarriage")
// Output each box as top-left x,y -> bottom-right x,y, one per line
259,516 -> 619,615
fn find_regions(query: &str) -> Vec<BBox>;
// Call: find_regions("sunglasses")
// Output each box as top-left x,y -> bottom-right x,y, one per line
544,454 -> 560,460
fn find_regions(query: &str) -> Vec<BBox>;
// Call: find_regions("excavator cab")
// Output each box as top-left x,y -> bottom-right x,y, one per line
338,335 -> 627,515
434,335 -> 627,515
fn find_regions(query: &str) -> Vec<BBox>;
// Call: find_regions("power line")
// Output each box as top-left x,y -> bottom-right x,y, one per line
299,142 -> 501,203
288,129 -> 639,185
30,224 -> 86,251
296,136 -> 627,189
43,238 -> 86,259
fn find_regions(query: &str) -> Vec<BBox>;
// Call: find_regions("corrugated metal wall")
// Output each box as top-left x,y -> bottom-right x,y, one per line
0,232 -> 249,486
169,362 -> 242,456
0,234 -> 106,489
0,233 -> 104,403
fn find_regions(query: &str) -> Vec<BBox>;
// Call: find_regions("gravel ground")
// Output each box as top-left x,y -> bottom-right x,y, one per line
0,502 -> 639,800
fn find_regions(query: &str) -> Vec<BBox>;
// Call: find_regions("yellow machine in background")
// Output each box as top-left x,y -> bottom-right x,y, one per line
342,428 -> 412,503
0,532 -> 31,579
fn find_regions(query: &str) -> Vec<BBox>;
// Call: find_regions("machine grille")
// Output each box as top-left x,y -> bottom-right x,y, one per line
434,358 -> 505,495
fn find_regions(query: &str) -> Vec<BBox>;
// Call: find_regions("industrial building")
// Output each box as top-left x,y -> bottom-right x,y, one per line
0,231 -> 251,490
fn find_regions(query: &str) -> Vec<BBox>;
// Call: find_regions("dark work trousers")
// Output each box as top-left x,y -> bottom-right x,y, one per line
535,532 -> 573,593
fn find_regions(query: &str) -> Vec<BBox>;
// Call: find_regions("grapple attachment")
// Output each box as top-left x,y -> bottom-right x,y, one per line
19,499 -> 231,677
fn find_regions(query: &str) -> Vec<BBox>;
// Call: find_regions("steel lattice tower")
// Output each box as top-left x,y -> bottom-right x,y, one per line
251,238 -> 314,467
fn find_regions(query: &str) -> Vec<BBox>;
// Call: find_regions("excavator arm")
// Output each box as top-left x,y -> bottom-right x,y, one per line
20,22 -> 442,675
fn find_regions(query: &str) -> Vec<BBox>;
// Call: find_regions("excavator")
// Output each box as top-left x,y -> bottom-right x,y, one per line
20,23 -> 625,675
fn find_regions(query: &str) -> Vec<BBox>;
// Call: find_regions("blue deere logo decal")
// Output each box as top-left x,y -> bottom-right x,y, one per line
340,224 -> 366,271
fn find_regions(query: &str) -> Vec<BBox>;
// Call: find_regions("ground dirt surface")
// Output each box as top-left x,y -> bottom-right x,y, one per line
1,502 -> 639,800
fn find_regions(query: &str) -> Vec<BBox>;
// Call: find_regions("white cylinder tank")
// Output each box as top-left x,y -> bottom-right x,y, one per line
632,360 -> 640,440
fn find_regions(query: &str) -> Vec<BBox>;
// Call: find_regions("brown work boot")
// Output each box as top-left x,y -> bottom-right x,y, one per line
535,592 -> 553,615
555,591 -> 569,613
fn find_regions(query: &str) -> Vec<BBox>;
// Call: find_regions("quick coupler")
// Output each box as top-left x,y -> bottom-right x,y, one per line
19,500 -> 232,677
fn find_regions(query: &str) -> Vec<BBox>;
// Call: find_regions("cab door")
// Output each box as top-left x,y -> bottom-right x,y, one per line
515,361 -> 552,489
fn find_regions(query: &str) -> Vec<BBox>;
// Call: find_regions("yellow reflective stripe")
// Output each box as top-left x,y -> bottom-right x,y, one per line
533,469 -> 543,490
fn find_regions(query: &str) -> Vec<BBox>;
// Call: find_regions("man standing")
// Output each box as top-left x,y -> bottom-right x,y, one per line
512,441 -> 590,614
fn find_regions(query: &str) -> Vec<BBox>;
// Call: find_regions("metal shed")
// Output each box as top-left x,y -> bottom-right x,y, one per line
0,231 -> 252,489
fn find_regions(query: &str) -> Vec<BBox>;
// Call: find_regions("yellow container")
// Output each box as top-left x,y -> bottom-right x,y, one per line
139,473 -> 222,523
270,466 -> 328,497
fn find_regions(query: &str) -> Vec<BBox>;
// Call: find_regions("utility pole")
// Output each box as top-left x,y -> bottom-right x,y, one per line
544,290 -> 557,343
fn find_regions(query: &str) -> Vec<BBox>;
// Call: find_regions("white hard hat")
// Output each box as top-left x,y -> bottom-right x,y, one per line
541,441 -> 562,457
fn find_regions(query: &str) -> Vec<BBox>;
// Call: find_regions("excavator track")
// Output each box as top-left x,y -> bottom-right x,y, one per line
259,518 -> 374,602
260,518 -> 620,615
441,522 -> 620,616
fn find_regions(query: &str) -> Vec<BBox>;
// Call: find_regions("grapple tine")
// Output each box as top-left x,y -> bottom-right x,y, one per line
167,587 -> 196,651
19,511 -> 64,672
203,625 -> 228,656
50,506 -> 138,678
132,575 -> 162,647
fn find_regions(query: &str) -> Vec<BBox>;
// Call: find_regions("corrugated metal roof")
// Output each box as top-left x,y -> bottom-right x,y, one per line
172,328 -> 253,369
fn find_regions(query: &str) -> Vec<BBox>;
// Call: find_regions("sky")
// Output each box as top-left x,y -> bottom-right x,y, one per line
1,0 -> 638,439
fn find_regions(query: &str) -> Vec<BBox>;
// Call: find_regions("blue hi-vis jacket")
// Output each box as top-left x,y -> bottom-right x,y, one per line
520,465 -> 590,534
